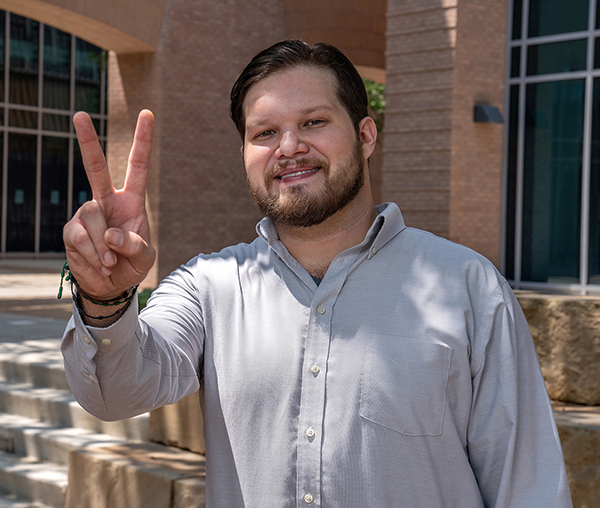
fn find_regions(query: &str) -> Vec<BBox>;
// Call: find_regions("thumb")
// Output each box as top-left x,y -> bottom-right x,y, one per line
105,227 -> 156,271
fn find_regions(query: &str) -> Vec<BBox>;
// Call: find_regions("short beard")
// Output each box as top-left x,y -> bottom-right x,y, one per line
247,140 -> 366,228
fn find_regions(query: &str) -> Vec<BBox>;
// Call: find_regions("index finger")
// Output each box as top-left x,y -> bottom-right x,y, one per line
124,110 -> 154,198
73,111 -> 114,202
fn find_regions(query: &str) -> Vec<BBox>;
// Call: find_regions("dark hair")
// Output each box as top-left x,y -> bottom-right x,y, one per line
230,40 -> 368,139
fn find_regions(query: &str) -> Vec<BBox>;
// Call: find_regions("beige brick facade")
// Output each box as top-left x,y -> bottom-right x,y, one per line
383,0 -> 508,266
383,0 -> 457,240
108,0 -> 288,284
15,0 -> 508,274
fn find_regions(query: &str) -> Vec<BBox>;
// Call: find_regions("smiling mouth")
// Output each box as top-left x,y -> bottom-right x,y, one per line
277,167 -> 321,180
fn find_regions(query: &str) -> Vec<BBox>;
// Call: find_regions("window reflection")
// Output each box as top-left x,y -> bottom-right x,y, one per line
9,14 -> 38,106
44,26 -> 71,110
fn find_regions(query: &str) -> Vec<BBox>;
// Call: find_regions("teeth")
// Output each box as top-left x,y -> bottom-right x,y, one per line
279,168 -> 319,180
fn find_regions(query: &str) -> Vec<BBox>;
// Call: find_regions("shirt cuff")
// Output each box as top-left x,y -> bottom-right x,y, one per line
73,292 -> 140,351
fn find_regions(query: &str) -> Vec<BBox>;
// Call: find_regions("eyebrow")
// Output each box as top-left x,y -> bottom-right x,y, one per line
245,105 -> 336,131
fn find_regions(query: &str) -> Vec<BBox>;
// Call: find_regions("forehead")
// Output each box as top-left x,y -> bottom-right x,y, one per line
243,66 -> 343,123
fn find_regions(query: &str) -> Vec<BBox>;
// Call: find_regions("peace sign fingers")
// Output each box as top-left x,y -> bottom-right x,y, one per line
73,111 -> 115,203
125,110 -> 154,200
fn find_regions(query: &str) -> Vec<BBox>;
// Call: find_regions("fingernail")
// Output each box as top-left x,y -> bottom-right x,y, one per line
107,229 -> 123,247
104,250 -> 116,266
101,265 -> 112,276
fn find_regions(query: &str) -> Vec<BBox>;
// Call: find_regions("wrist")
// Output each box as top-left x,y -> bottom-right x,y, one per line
75,288 -> 136,327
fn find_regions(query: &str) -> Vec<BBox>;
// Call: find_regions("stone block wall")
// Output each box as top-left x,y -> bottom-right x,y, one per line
517,293 -> 600,405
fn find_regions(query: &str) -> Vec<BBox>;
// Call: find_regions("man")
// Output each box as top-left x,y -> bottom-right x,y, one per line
61,40 -> 572,507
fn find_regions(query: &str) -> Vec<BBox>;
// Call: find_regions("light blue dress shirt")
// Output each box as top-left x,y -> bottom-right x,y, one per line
61,203 -> 572,507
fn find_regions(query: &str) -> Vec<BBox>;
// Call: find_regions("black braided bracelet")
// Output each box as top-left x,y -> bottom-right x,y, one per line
74,295 -> 133,321
58,261 -> 138,321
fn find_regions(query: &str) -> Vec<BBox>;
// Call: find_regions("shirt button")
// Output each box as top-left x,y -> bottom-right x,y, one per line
100,339 -> 112,346
87,374 -> 94,382
371,247 -> 377,255
83,335 -> 91,344
316,305 -> 326,315
304,493 -> 314,504
310,364 -> 320,375
306,427 -> 315,438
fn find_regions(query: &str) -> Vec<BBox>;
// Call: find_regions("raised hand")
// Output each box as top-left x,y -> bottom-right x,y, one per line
63,110 -> 156,301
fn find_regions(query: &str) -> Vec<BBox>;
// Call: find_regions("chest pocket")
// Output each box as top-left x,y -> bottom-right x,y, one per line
360,335 -> 453,436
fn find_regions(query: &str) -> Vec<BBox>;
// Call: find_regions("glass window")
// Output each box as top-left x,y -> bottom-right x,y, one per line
9,14 -> 39,106
43,26 -> 71,110
42,113 -> 70,132
505,85 -> 520,280
527,39 -> 587,76
9,109 -> 37,128
512,0 -> 523,40
75,39 -> 103,113
511,47 -> 521,78
0,10 -> 107,255
7,134 -> 36,251
588,78 -> 600,283
0,11 -> 5,102
72,142 -> 91,212
521,80 -> 585,283
40,137 -> 69,252
594,37 -> 600,68
528,0 -> 588,38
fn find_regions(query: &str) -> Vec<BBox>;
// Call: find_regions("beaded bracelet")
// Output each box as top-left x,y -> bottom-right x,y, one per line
74,295 -> 133,321
58,261 -> 138,320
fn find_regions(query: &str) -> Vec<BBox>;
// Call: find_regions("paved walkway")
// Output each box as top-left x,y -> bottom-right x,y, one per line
0,259 -> 71,344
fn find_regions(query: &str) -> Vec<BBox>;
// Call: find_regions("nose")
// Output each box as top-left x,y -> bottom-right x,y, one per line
275,130 -> 309,159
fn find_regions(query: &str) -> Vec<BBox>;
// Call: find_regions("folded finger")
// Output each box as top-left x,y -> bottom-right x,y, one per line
105,228 -> 156,273
69,201 -> 115,275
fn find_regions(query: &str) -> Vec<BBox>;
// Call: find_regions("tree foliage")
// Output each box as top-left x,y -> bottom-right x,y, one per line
363,78 -> 386,132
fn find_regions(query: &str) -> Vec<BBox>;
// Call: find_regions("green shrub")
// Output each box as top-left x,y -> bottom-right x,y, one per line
138,288 -> 155,311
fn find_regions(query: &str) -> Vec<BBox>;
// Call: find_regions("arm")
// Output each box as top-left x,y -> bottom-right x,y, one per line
62,109 -> 200,420
61,261 -> 203,421
468,282 -> 572,507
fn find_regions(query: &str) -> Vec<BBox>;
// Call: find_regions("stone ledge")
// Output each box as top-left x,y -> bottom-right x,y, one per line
65,442 -> 205,508
517,293 -> 600,405
554,402 -> 600,508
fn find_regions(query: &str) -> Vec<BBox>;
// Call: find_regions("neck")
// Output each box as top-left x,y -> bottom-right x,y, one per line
275,193 -> 377,279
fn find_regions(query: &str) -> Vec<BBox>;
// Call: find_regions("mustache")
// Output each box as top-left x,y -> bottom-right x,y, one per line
265,157 -> 329,184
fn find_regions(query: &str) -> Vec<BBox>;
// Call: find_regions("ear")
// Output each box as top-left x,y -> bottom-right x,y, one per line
358,116 -> 377,160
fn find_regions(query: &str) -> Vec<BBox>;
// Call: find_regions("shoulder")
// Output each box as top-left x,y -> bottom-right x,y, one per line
176,236 -> 269,281
401,227 -> 503,278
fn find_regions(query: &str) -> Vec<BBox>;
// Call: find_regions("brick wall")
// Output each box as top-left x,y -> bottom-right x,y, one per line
383,0 -> 457,239
383,0 -> 508,266
107,0 -> 287,284
449,0 -> 507,266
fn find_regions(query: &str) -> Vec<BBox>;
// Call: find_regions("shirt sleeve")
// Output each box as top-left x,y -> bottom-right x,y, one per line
467,281 -> 572,508
61,262 -> 204,422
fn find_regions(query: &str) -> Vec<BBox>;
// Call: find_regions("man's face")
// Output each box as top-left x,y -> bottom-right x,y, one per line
242,66 -> 371,227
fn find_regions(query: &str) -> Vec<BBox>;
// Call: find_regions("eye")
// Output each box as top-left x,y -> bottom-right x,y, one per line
254,129 -> 276,139
305,119 -> 325,127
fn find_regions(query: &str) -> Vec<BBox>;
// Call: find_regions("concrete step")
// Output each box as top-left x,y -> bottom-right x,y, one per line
66,441 -> 206,508
0,492 -> 54,508
0,412 -> 130,465
0,339 -> 67,391
0,381 -> 149,441
0,451 -> 67,508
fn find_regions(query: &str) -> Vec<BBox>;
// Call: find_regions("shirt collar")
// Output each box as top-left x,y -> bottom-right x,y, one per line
256,202 -> 406,257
